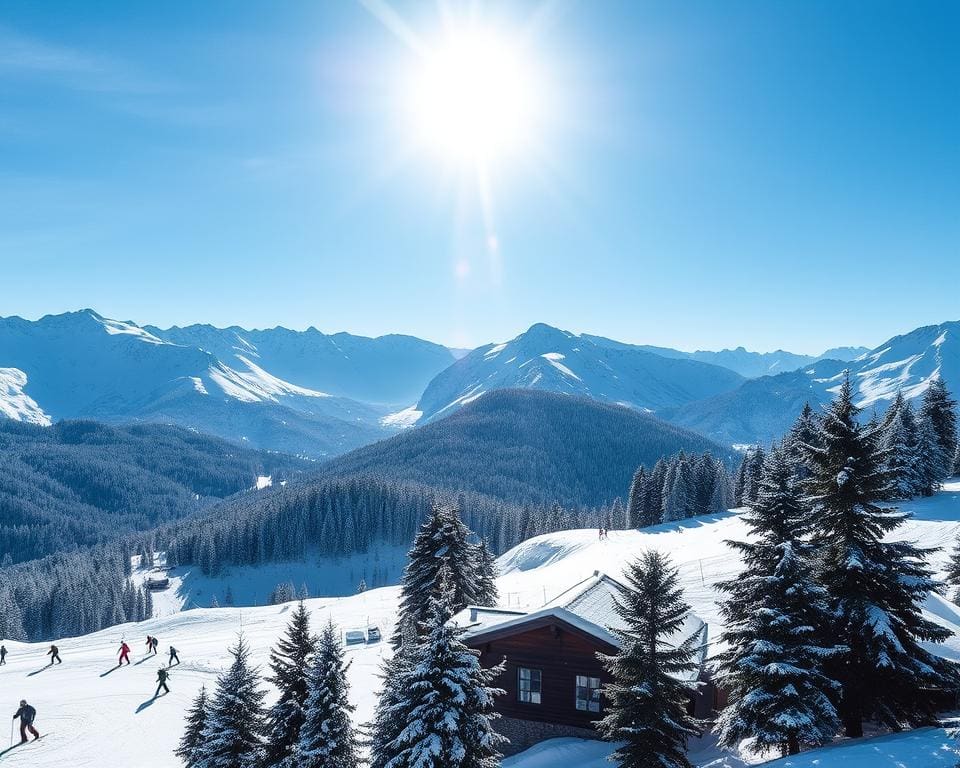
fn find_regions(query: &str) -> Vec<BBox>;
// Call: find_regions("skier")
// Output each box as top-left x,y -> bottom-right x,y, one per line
154,667 -> 170,697
118,641 -> 131,665
12,700 -> 40,743
168,646 -> 180,666
151,636 -> 159,655
1,644 -> 7,665
46,644 -> 61,665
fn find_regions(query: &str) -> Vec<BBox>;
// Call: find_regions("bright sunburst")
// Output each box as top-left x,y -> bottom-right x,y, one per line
408,29 -> 538,164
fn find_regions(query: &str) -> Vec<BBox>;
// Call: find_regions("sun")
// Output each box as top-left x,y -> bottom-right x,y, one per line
407,29 -> 538,165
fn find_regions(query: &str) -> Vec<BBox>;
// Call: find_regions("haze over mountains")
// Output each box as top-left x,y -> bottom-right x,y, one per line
0,309 -> 957,453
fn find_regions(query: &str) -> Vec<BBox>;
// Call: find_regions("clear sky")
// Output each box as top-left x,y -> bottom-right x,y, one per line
0,1 -> 957,353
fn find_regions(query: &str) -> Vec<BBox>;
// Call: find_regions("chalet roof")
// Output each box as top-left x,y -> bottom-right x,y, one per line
451,570 -> 709,680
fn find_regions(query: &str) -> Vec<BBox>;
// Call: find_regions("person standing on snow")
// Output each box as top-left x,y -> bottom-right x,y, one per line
168,646 -> 180,666
12,700 -> 39,743
118,641 -> 131,665
1,644 -> 7,665
154,667 -> 170,697
151,636 -> 159,655
46,645 -> 61,665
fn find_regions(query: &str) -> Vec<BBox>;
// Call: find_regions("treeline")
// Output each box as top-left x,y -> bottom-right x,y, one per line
0,419 -> 306,565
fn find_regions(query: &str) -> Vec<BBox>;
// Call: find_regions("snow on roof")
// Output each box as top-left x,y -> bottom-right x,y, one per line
452,570 -> 709,680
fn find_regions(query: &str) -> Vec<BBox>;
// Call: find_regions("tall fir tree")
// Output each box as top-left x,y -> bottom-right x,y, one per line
379,567 -> 506,768
264,601 -> 318,767
946,539 -> 960,603
784,402 -> 819,479
197,634 -> 267,768
473,539 -> 499,607
292,620 -> 358,768
368,645 -> 416,768
643,459 -> 667,526
663,457 -> 694,522
626,466 -> 647,528
953,442 -> 960,476
598,551 -> 702,768
803,375 -> 956,737
394,504 -> 479,648
176,685 -> 209,768
715,445 -> 840,756
879,392 -> 923,500
920,378 -> 959,477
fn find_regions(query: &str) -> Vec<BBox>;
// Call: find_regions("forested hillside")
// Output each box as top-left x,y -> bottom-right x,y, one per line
0,419 -> 307,564
319,389 -> 735,507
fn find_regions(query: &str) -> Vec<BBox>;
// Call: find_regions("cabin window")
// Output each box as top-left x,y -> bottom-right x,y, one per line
518,667 -> 542,704
575,675 -> 602,712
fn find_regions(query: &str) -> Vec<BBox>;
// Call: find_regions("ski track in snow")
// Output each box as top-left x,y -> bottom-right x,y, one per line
1,480 -> 959,767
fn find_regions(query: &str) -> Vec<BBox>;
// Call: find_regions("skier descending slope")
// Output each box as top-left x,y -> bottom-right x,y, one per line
12,700 -> 40,743
168,646 -> 180,666
118,641 -> 131,665
1,644 -> 7,665
46,645 -> 61,665
155,667 -> 170,697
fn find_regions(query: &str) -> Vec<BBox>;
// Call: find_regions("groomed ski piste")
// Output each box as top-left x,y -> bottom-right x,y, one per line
1,481 -> 959,767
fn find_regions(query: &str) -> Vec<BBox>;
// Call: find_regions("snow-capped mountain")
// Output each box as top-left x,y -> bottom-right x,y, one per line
145,323 -> 458,405
665,321 -> 960,446
415,323 -> 746,423
605,339 -> 869,379
0,310 -> 451,457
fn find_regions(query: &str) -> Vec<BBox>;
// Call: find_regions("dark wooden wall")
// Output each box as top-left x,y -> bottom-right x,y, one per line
471,623 -> 615,729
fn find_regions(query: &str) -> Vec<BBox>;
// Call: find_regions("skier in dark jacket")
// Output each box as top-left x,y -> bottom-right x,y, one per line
154,667 -> 170,697
151,636 -> 159,654
168,646 -> 180,666
13,700 -> 39,743
46,645 -> 61,665
0,644 -> 7,665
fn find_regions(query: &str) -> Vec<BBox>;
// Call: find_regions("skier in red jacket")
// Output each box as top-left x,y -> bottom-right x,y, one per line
118,641 -> 131,665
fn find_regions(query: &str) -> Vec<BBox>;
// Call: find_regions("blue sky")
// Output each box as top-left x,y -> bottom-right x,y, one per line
0,1 -> 957,353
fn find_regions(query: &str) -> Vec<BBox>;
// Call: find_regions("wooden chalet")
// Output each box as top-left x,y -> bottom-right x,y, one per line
451,571 -> 713,755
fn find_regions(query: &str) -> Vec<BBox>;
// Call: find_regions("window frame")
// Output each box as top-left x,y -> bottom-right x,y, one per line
517,666 -> 542,705
575,674 -> 602,713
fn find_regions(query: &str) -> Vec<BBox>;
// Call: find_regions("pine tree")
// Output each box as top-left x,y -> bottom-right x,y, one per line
198,634 -> 267,768
803,375 -> 957,737
920,378 -> 959,477
473,540 -> 499,607
626,466 -> 646,528
378,567 -> 506,768
177,685 -> 209,767
743,446 -> 766,506
953,443 -> 960,476
715,445 -> 840,756
293,620 -> 357,768
879,392 -> 923,500
663,458 -> 694,522
394,503 -> 479,648
643,459 -> 667,526
946,539 -> 960,603
733,453 -> 750,507
368,645 -> 416,768
916,415 -> 946,496
264,601 -> 318,767
784,403 -> 819,479
598,551 -> 702,768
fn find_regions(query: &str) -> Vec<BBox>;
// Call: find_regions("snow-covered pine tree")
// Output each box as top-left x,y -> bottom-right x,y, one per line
920,377 -> 959,476
367,643 -> 416,768
879,392 -> 923,500
743,446 -> 766,506
803,374 -> 956,737
916,415 -> 947,496
642,459 -> 667,526
626,466 -> 646,528
197,634 -> 267,768
598,550 -> 702,768
946,540 -> 960,603
784,402 -> 820,483
954,443 -> 960,476
176,685 -> 208,767
715,444 -> 840,757
293,620 -> 358,768
264,601 -> 318,767
733,453 -> 750,507
380,566 -> 505,768
663,458 -> 694,522
393,503 -> 480,648
708,459 -> 732,513
473,539 -> 499,607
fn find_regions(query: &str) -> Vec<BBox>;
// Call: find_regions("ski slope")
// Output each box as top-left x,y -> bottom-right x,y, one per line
1,481 -> 958,767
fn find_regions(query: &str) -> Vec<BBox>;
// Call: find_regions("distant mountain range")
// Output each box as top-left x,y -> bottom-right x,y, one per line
665,321 -> 960,445
414,323 -> 747,423
0,310 -> 455,457
1,310 -> 955,453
